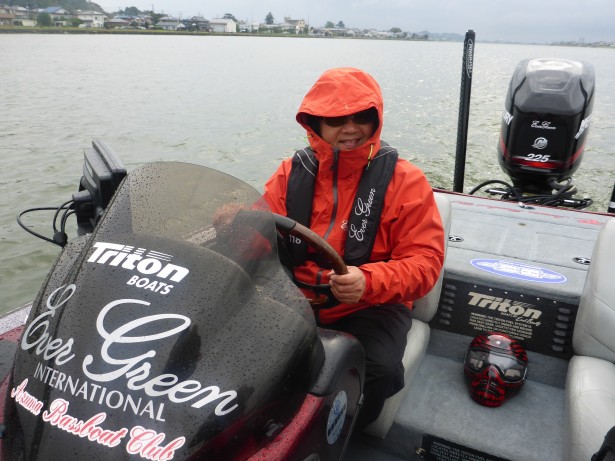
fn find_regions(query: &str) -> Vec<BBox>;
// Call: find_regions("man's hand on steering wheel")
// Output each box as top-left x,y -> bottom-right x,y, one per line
328,266 -> 366,305
274,213 -> 349,307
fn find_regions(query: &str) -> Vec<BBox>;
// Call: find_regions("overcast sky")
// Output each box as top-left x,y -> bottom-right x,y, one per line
95,0 -> 615,44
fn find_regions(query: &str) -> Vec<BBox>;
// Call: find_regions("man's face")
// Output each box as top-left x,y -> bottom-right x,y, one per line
318,109 -> 376,151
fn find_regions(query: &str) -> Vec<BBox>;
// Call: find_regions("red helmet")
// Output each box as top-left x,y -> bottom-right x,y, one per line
463,332 -> 528,407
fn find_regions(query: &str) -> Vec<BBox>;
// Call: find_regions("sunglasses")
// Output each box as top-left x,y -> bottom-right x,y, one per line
322,109 -> 376,127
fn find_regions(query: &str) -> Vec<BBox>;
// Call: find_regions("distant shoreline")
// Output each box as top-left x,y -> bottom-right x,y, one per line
1,27 -> 613,47
0,26 -> 427,40
0,27 -> 272,37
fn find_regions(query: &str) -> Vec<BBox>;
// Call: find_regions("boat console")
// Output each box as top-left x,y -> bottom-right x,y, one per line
432,191 -> 608,360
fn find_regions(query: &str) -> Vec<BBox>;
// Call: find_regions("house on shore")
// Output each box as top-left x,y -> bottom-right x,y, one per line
185,16 -> 210,31
41,7 -> 70,26
156,16 -> 185,31
209,18 -> 236,33
75,10 -> 105,28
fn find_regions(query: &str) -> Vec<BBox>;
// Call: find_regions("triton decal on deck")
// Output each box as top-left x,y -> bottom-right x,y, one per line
470,259 -> 567,283
468,291 -> 542,322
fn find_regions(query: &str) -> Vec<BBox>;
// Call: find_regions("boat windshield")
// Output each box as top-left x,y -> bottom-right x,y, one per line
93,161 -> 279,278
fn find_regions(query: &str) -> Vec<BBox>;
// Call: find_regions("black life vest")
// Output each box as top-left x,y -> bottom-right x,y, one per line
285,142 -> 399,267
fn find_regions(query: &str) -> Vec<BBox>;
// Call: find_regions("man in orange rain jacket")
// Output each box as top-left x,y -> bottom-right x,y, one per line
263,67 -> 444,429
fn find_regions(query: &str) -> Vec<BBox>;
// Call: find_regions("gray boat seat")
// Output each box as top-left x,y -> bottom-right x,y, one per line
363,191 -> 451,438
566,218 -> 615,461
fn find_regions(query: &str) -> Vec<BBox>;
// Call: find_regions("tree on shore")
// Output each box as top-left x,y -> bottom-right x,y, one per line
37,12 -> 51,26
265,12 -> 274,25
121,6 -> 140,16
325,21 -> 334,28
150,13 -> 164,25
11,0 -> 105,14
336,21 -> 345,28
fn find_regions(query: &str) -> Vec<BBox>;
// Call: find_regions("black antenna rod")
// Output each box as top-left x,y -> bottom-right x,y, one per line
453,29 -> 476,193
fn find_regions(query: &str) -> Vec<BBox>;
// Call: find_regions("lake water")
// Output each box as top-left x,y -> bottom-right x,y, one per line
1,34 -> 614,314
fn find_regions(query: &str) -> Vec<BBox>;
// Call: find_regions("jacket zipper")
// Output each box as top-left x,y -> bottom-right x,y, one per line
316,149 -> 339,319
324,148 -> 339,241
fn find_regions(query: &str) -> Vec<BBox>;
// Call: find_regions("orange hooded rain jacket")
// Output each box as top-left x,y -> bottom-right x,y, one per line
263,68 -> 444,323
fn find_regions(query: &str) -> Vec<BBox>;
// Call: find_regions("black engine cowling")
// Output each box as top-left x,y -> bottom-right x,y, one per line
497,58 -> 595,193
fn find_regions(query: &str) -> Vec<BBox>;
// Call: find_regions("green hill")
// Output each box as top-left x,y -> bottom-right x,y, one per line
7,0 -> 107,14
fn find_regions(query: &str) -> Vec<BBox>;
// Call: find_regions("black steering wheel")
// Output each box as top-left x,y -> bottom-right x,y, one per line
273,214 -> 348,307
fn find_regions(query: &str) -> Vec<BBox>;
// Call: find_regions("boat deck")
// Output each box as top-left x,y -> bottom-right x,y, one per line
347,193 -> 614,460
347,329 -> 567,461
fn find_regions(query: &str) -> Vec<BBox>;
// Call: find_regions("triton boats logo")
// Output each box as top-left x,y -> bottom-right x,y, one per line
88,242 -> 190,290
468,291 -> 542,322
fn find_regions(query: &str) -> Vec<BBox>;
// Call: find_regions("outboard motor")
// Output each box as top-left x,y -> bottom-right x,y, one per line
497,58 -> 595,195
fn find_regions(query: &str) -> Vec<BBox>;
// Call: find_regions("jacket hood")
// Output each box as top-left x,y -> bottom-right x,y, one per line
296,68 -> 383,161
